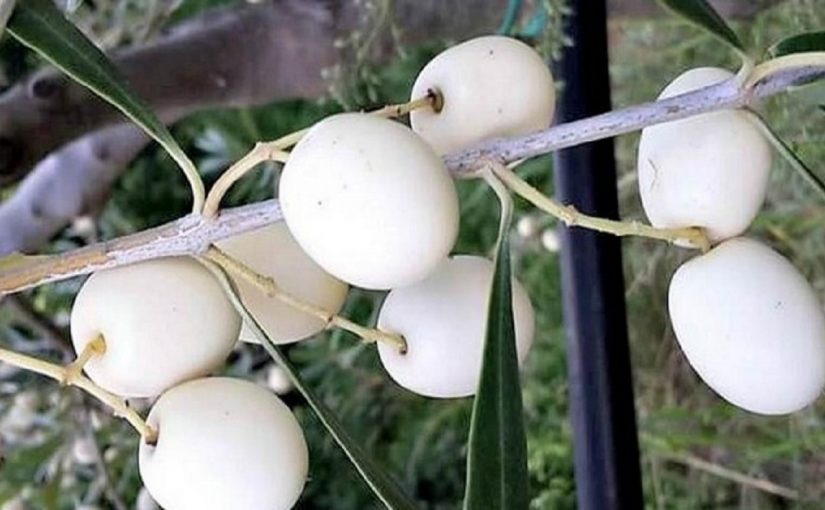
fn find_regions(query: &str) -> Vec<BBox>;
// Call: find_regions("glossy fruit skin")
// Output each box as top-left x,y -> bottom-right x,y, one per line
216,223 -> 348,344
377,255 -> 535,398
70,257 -> 240,398
279,113 -> 460,290
669,237 -> 825,415
637,67 -> 772,244
410,35 -> 556,155
139,377 -> 308,510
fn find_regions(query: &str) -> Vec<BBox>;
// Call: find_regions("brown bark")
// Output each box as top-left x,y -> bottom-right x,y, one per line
0,0 -> 509,256
0,0 -> 336,184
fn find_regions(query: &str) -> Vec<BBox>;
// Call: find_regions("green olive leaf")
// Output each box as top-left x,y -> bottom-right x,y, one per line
747,110 -> 825,202
463,177 -> 529,510
201,258 -> 420,510
657,0 -> 747,57
769,30 -> 825,57
6,0 -> 204,211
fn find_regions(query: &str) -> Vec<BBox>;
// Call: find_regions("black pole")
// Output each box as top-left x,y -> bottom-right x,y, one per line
552,1 -> 644,509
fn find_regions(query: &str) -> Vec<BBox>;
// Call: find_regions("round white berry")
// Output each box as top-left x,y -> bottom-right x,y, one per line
70,257 -> 241,398
377,255 -> 535,398
216,223 -> 348,344
279,113 -> 459,289
637,67 -> 772,243
410,35 -> 555,155
139,377 -> 308,510
669,237 -> 825,415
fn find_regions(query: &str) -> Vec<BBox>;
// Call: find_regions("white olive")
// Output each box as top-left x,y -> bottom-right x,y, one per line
669,237 -> 825,415
139,377 -> 308,510
637,67 -> 772,243
216,223 -> 348,344
70,257 -> 241,398
279,113 -> 459,289
377,255 -> 535,398
410,35 -> 555,155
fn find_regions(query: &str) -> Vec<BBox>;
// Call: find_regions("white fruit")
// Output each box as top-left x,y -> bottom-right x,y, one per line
217,223 -> 348,344
410,35 -> 555,155
70,257 -> 241,398
637,67 -> 772,243
669,237 -> 825,415
377,255 -> 535,398
136,487 -> 159,510
139,377 -> 308,510
279,113 -> 459,289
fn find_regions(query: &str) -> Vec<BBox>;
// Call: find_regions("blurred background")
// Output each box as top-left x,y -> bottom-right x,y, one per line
0,0 -> 823,508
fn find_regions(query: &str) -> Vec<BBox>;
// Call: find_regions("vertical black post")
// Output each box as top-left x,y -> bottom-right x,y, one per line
552,1 -> 643,509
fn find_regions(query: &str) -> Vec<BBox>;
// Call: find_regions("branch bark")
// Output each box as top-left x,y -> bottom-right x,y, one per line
0,0 -> 512,185
1,62 -> 822,295
0,0 -> 336,184
0,0 -> 512,256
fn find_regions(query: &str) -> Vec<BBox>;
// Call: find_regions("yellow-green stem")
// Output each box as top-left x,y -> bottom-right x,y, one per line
745,52 -> 825,89
202,145 -> 289,218
63,334 -> 106,385
204,246 -> 407,353
0,346 -> 157,443
201,95 -> 437,218
490,163 -> 710,251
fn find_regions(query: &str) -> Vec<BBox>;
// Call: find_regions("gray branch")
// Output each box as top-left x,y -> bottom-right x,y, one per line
1,62 -> 823,294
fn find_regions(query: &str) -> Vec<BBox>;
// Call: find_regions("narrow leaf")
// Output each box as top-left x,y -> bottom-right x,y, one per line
657,0 -> 746,55
769,30 -> 825,57
748,110 -> 825,202
201,259 -> 420,510
6,0 -> 204,211
497,0 -> 523,36
464,173 -> 529,509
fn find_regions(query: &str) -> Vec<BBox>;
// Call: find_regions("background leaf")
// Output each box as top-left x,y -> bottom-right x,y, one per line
202,259 -> 421,510
5,0 -> 204,211
747,109 -> 825,202
657,0 -> 746,56
769,30 -> 825,57
463,179 -> 529,510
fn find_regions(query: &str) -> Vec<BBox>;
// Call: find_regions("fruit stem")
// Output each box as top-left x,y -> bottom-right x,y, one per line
489,162 -> 711,251
370,93 -> 440,118
201,95 -> 437,219
204,246 -> 408,353
62,333 -> 106,385
744,52 -> 825,89
202,144 -> 290,218
0,345 -> 158,444
480,162 -> 514,244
